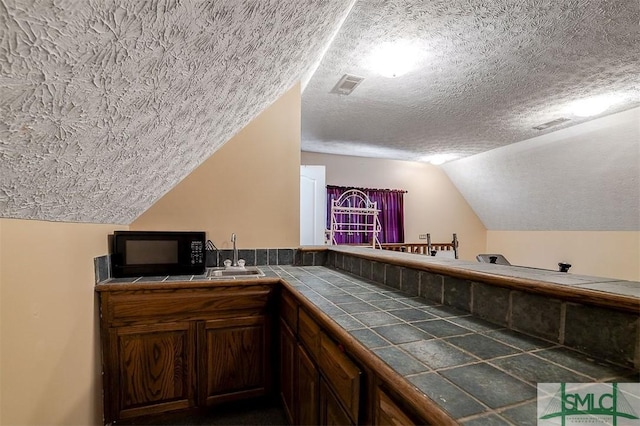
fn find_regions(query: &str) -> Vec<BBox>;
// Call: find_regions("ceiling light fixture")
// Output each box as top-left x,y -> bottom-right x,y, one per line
567,94 -> 622,117
366,40 -> 422,78
423,154 -> 458,165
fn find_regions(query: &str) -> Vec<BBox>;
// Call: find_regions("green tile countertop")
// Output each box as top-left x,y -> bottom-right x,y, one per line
272,265 -> 639,425
95,262 -> 639,424
95,267 -> 282,289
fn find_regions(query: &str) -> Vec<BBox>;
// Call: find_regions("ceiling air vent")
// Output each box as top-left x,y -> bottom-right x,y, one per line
330,74 -> 364,95
533,117 -> 571,131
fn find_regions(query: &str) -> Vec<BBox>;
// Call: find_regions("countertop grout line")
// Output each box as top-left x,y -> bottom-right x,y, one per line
408,371 -> 498,421
294,268 -> 530,417
293,265 -> 640,421
288,265 -> 639,421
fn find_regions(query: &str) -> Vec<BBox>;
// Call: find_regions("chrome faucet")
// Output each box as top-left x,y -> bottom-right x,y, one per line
231,233 -> 238,267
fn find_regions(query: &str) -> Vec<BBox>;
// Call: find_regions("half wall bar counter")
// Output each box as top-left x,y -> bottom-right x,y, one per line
97,245 -> 640,425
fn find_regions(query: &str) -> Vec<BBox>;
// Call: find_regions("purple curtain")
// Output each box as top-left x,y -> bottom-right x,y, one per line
327,186 -> 405,244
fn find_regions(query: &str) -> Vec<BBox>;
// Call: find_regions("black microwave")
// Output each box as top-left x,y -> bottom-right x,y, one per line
111,231 -> 206,277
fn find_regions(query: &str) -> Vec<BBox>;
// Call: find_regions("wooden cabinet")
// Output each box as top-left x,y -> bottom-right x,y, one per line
318,332 -> 361,422
279,303 -> 321,426
320,378 -> 353,426
280,290 -> 298,333
279,290 -> 361,426
280,287 -> 451,426
375,388 -> 416,426
299,308 -> 321,360
101,282 -> 444,425
99,285 -> 274,424
107,322 -> 196,420
198,316 -> 269,405
279,319 -> 296,424
297,343 -> 319,425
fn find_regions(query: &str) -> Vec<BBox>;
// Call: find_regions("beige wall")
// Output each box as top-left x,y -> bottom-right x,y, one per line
301,152 -> 487,261
487,231 -> 640,281
132,84 -> 301,249
299,153 -> 639,281
0,83 -> 300,426
0,218 -> 126,426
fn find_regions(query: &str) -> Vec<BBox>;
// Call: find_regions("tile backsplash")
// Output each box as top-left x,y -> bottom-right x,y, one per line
94,255 -> 110,284
95,248 -> 299,283
209,248 -> 296,267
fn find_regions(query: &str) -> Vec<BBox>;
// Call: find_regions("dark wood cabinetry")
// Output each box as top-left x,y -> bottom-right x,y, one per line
375,387 -> 416,426
198,316 -> 269,405
320,378 -> 353,426
318,332 -> 361,422
297,343 -> 320,425
279,290 -> 362,426
108,322 -> 196,420
99,284 -> 274,424
275,285 -> 454,425
99,280 -> 449,425
278,328 -> 321,426
279,319 -> 296,424
299,308 -> 321,359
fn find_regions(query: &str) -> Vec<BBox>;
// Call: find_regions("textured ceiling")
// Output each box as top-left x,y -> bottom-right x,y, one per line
301,0 -> 640,162
0,0 -> 354,224
442,107 -> 640,231
1,0 -> 638,228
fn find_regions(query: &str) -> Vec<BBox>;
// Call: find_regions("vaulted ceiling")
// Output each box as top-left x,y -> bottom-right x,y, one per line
443,108 -> 639,231
1,1 -> 638,228
301,0 -> 640,161
0,1 -> 354,224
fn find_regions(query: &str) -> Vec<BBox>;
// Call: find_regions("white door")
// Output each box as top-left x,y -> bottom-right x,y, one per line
300,165 -> 326,245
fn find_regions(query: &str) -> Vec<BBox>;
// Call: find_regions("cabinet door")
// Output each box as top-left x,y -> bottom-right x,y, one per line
297,343 -> 320,425
199,316 -> 269,405
318,332 -> 361,423
320,378 -> 353,426
299,308 -> 321,360
280,319 -> 296,424
280,289 -> 298,333
108,322 -> 196,421
375,388 -> 416,426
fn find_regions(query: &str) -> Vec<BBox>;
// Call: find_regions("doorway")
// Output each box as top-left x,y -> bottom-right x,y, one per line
300,165 -> 326,245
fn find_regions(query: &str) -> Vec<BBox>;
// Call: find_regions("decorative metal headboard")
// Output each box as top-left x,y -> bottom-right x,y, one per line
329,189 -> 382,248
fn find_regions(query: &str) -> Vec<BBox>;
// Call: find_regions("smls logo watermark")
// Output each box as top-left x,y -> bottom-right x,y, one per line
538,383 -> 640,425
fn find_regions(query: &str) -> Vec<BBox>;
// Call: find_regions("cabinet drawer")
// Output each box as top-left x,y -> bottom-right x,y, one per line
320,378 -> 353,426
298,308 -> 320,360
280,290 -> 298,333
376,388 -> 416,426
105,286 -> 273,324
318,332 -> 361,423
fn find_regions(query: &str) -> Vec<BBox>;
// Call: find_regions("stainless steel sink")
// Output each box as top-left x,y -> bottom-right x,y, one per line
206,267 -> 265,279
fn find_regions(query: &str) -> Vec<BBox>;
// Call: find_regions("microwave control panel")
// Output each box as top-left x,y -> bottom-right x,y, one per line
190,240 -> 204,265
